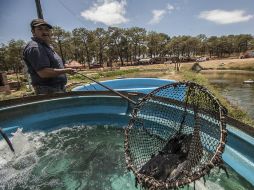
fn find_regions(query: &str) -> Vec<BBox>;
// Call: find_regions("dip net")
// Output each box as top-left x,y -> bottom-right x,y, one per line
124,81 -> 227,189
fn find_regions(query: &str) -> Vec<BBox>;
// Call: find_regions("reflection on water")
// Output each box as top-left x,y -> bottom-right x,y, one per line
0,126 -> 253,190
201,71 -> 254,119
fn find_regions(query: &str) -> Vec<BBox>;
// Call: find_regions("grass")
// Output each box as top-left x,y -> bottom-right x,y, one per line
68,68 -> 140,82
230,66 -> 254,71
0,85 -> 34,101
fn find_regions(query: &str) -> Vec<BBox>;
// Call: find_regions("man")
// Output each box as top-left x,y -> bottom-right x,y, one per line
23,19 -> 76,95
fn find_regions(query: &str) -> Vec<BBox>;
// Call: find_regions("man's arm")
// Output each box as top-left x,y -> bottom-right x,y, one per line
37,68 -> 76,78
25,45 -> 76,78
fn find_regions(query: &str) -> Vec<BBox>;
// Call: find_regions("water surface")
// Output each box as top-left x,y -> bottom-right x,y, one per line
0,125 -> 253,190
201,70 -> 254,119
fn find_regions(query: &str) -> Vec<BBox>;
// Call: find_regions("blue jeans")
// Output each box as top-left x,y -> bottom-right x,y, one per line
33,85 -> 66,95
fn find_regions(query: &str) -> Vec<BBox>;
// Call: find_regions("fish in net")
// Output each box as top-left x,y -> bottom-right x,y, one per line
124,81 -> 228,189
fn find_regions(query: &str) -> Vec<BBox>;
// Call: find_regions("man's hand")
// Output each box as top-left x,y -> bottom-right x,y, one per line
65,68 -> 77,75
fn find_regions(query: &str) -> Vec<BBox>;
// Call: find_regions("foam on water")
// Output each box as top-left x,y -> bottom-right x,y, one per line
0,125 -> 253,190
0,128 -> 45,189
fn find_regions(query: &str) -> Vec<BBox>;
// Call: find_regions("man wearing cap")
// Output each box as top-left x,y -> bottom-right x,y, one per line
23,19 -> 76,95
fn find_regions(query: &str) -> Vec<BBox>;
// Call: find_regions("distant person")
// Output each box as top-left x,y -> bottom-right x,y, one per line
23,19 -> 76,95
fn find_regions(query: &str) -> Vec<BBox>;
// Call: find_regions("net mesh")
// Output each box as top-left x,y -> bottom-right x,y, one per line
125,81 -> 227,189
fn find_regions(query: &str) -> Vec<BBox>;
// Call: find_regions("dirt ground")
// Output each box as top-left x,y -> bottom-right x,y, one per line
116,57 -> 254,80
119,57 -> 254,70
197,57 -> 254,69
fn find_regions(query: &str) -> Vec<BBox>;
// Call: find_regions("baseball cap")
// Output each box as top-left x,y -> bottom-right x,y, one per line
30,19 -> 53,29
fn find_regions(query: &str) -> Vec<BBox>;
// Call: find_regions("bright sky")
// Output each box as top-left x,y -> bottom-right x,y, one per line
1,0 -> 254,44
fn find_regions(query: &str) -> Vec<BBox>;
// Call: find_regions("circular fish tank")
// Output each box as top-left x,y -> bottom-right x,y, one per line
72,77 -> 176,94
0,79 -> 253,189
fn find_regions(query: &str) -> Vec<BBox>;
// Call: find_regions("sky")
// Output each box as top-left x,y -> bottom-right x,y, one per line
0,0 -> 254,44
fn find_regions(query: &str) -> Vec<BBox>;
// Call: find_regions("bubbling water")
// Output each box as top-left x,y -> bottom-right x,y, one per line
0,128 -> 44,189
0,125 -> 253,190
0,125 -> 135,190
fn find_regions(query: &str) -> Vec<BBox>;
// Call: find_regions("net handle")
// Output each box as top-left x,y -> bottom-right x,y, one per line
76,72 -> 137,105
0,128 -> 15,153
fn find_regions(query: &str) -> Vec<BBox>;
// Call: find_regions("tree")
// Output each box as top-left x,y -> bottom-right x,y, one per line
4,39 -> 26,82
207,36 -> 218,58
236,34 -> 253,53
196,34 -> 207,56
127,27 -> 147,62
0,44 -> 7,71
1,27 -> 254,72
72,28 -> 95,68
108,27 -> 126,66
51,26 -> 72,64
147,32 -> 169,58
94,28 -> 108,66
167,36 -> 181,57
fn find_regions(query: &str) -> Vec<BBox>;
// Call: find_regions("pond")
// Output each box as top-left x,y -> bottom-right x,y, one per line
201,70 -> 254,119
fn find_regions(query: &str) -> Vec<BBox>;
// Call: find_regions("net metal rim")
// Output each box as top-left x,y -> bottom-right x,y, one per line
124,81 -> 227,189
